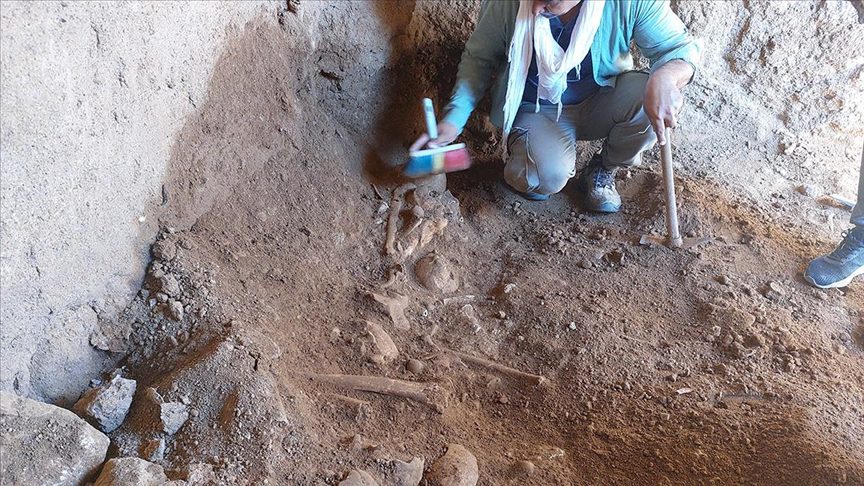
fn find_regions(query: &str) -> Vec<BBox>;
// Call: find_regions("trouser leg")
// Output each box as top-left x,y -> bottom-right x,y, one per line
572,71 -> 656,169
851,142 -> 864,227
504,105 -> 577,196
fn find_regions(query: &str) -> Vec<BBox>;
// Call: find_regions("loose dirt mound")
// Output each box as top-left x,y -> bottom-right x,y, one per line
85,2 -> 863,484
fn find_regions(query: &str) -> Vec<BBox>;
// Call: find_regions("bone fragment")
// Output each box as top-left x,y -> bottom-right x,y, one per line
308,373 -> 433,405
371,292 -> 410,330
419,218 -> 448,249
385,183 -> 416,255
445,349 -> 547,386
366,320 -> 399,364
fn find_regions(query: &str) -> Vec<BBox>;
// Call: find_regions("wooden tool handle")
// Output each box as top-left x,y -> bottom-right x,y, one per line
660,128 -> 683,248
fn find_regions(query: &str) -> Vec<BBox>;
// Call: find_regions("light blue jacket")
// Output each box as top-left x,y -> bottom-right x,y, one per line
442,0 -> 702,132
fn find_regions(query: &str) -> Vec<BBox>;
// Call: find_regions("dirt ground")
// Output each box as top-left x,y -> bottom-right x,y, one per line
92,2 -> 863,484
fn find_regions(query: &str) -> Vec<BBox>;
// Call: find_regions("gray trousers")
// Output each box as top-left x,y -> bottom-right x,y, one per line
504,71 -> 656,196
853,143 -> 864,227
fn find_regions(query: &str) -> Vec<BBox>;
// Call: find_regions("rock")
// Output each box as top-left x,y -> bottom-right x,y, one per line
603,249 -> 624,266
743,332 -> 766,348
715,275 -> 730,285
425,444 -> 479,486
168,300 -> 184,321
144,386 -> 164,404
89,318 -> 133,353
152,238 -> 177,261
160,401 -> 189,434
515,460 -> 535,477
1,391 -> 109,485
160,274 -> 182,297
761,280 -> 785,300
233,328 -> 283,360
93,457 -> 169,486
459,305 -> 481,333
405,359 -> 425,375
393,457 -> 424,486
72,374 -> 137,433
339,469 -> 379,486
415,253 -> 459,293
183,463 -> 217,485
777,328 -> 795,348
141,437 -> 166,462
797,184 -> 820,197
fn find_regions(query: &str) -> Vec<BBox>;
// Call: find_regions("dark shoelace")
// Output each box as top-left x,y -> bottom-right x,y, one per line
830,230 -> 864,263
593,166 -> 617,189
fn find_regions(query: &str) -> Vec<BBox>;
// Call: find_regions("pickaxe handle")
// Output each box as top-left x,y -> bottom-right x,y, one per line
660,128 -> 683,248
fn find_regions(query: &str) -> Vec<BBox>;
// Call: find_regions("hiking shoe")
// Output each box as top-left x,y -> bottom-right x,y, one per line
804,226 -> 864,289
518,190 -> 550,201
579,155 -> 621,213
504,182 -> 550,201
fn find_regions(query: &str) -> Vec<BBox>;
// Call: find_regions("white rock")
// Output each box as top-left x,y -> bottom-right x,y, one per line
72,374 -> 137,433
393,457 -> 424,486
160,401 -> 189,435
1,391 -> 109,485
93,457 -> 169,486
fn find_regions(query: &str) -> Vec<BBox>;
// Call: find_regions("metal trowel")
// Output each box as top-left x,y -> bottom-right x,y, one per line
640,128 -> 711,249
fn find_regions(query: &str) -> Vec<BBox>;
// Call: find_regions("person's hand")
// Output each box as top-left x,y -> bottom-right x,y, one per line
410,121 -> 458,152
644,75 -> 684,146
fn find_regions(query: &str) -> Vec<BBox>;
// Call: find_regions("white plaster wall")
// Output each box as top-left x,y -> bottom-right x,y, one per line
0,0 -> 277,404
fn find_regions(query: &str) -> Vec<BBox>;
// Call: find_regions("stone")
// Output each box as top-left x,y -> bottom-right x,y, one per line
603,249 -> 624,266
159,274 -> 180,297
415,253 -> 459,294
160,401 -> 189,435
184,463 -> 217,485
141,437 -> 166,462
93,457 -> 169,486
425,444 -> 479,486
339,469 -> 379,486
393,457 -> 424,486
405,359 -> 425,375
72,374 -> 137,433
0,391 -> 109,485
797,184 -> 820,197
515,460 -> 535,477
152,238 -> 177,261
761,280 -> 786,300
168,300 -> 184,321
743,332 -> 766,348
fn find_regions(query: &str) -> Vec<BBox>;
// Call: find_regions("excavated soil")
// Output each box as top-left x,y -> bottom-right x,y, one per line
92,2 -> 863,484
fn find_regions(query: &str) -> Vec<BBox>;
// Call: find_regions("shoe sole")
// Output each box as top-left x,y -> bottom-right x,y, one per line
589,201 -> 621,214
805,265 -> 864,289
522,193 -> 550,201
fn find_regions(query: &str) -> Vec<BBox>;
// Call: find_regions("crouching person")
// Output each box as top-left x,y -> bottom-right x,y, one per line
412,0 -> 701,212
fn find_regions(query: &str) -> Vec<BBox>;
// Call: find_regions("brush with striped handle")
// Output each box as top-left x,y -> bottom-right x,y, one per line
404,98 -> 472,178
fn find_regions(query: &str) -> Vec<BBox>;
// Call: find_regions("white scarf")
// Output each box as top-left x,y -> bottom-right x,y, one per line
502,0 -> 606,156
